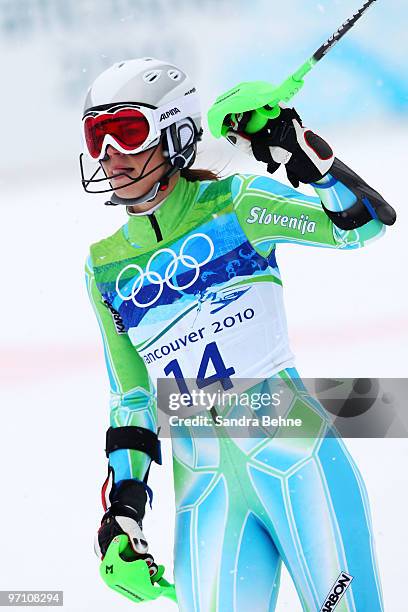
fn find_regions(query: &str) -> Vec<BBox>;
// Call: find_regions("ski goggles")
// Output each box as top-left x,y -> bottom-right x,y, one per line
82,94 -> 200,160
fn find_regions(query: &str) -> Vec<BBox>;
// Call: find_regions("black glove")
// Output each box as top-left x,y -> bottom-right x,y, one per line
225,106 -> 334,187
94,469 -> 158,579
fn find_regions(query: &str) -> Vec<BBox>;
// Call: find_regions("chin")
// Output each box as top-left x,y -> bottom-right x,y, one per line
113,186 -> 147,200
118,177 -> 160,198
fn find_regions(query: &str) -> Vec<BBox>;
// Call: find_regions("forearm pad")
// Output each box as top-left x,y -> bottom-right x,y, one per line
318,158 -> 396,230
105,426 -> 162,465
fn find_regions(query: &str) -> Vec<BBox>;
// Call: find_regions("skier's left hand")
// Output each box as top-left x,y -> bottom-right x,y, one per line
95,469 -> 177,605
94,472 -> 159,581
225,106 -> 334,188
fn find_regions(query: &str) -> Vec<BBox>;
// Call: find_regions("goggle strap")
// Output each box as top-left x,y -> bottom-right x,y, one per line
152,93 -> 200,132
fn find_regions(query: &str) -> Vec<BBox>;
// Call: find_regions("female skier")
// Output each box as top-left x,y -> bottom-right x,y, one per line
82,58 -> 395,611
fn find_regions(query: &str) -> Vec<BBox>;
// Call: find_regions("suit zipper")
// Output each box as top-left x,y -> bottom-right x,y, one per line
148,212 -> 163,242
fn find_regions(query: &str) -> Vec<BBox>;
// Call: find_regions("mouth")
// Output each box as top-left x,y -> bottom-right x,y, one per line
109,166 -> 134,177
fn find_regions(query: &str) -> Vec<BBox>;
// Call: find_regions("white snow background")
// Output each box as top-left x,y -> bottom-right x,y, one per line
0,1 -> 407,610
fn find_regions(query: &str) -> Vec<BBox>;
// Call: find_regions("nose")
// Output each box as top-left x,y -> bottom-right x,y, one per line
105,144 -> 123,157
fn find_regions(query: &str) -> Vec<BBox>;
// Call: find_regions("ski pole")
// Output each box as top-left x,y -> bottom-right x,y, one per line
208,0 -> 378,138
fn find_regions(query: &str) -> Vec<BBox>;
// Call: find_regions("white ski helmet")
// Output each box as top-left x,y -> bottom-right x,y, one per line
80,57 -> 202,204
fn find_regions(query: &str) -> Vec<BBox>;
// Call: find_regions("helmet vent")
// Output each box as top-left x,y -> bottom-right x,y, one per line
168,69 -> 181,81
143,69 -> 162,83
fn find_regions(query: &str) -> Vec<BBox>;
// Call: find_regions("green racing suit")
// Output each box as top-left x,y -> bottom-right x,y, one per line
86,172 -> 385,611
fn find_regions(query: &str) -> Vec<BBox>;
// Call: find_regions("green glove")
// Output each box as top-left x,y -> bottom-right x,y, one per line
100,534 -> 177,604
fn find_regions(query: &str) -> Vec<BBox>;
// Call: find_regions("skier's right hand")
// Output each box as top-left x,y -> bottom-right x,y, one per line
224,105 -> 334,188
94,469 -> 159,579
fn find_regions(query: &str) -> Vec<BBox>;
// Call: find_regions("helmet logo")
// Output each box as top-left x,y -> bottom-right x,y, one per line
159,107 -> 181,122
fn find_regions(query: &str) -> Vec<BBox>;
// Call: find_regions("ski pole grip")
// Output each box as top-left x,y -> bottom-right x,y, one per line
244,106 -> 280,134
243,57 -> 315,134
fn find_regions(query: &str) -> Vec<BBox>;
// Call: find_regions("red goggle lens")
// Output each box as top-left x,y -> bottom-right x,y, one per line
83,108 -> 151,158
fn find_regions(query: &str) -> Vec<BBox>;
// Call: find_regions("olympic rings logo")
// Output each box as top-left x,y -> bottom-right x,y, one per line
116,233 -> 214,307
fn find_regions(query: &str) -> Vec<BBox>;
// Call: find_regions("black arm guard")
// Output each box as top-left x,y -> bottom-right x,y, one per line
320,158 -> 396,230
105,426 -> 162,465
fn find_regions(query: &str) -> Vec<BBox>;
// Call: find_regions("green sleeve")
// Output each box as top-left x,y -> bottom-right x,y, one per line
231,174 -> 385,257
85,256 -> 157,483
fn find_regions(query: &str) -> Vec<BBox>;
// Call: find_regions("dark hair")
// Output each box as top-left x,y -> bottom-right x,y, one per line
180,168 -> 219,182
